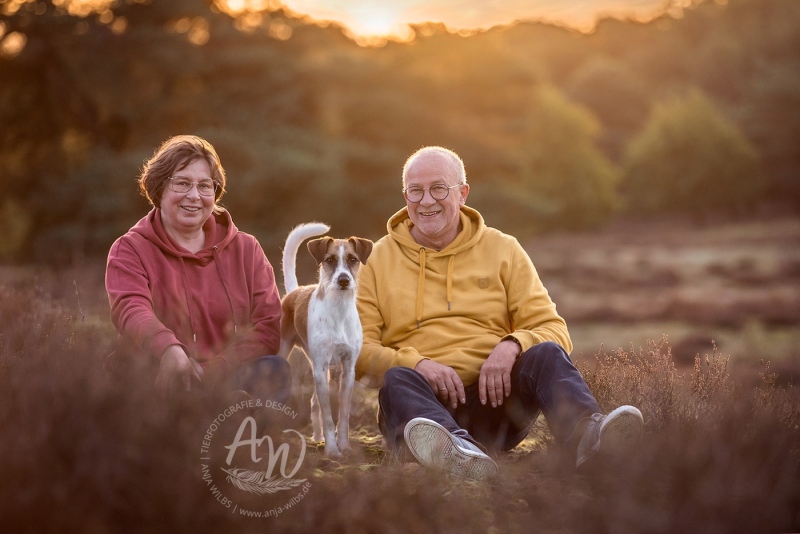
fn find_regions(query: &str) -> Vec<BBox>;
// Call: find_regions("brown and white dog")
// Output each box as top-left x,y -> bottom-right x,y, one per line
278,222 -> 373,458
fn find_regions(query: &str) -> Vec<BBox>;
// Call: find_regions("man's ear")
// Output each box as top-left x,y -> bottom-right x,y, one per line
307,237 -> 333,264
348,237 -> 374,264
460,183 -> 470,204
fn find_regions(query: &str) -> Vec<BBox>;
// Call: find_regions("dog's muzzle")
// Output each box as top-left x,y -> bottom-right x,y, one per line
337,274 -> 352,289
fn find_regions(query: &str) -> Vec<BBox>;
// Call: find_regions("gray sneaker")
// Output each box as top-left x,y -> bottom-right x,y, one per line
576,405 -> 644,469
403,417 -> 499,481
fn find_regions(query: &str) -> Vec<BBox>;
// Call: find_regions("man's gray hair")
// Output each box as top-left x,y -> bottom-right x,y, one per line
402,146 -> 467,186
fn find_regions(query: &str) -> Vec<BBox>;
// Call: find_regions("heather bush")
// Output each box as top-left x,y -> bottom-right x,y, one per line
1,270 -> 798,533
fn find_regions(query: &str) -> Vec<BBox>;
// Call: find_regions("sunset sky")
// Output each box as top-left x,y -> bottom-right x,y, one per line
279,0 -> 686,42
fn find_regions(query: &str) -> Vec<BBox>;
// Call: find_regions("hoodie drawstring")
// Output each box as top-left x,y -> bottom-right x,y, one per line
213,246 -> 238,334
415,249 -> 455,328
446,256 -> 454,311
416,248 -> 426,329
178,258 -> 199,343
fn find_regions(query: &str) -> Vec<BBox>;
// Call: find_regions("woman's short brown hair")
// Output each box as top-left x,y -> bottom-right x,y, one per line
138,135 -> 227,214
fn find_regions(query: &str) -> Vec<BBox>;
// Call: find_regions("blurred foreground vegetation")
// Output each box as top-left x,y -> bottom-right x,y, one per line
1,0 -> 799,264
0,264 -> 798,532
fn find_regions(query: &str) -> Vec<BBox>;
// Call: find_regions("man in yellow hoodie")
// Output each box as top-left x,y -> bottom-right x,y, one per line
356,146 -> 643,480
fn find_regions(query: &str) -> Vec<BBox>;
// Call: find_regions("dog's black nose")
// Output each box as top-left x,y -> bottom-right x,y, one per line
337,274 -> 351,289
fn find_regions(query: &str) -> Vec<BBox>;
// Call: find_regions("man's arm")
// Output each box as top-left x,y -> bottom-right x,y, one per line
502,239 -> 572,353
355,261 -> 426,388
478,238 -> 572,407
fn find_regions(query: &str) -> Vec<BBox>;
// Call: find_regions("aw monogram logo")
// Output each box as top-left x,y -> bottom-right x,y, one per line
199,398 -> 312,518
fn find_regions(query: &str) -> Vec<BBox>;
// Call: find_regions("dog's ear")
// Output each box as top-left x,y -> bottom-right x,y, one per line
307,237 -> 332,264
348,237 -> 374,265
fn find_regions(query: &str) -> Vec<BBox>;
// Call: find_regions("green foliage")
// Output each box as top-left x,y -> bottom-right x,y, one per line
0,0 -> 799,263
512,86 -> 620,231
564,56 -> 651,158
622,89 -> 761,214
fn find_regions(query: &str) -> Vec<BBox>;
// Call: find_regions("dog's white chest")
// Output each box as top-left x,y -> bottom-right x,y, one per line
307,297 -> 362,357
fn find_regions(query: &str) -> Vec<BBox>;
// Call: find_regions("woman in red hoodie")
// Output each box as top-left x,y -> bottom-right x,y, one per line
106,135 -> 289,403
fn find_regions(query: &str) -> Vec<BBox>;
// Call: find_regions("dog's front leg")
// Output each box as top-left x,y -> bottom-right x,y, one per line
336,361 -> 355,454
312,362 -> 342,458
310,390 -> 323,442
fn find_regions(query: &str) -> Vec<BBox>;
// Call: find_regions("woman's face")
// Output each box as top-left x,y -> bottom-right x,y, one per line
159,158 -> 216,236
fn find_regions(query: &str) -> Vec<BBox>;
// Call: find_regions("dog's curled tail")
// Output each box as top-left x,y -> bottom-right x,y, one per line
282,222 -> 331,294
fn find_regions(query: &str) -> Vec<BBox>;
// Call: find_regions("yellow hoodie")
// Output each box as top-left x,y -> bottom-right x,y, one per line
356,205 -> 572,388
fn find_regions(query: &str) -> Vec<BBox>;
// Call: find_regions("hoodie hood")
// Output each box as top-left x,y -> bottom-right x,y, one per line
387,205 -> 486,327
387,205 -> 486,258
125,207 -> 241,346
130,208 -> 238,265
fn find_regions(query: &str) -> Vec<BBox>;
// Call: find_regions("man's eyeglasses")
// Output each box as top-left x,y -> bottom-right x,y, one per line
168,177 -> 218,197
403,183 -> 463,203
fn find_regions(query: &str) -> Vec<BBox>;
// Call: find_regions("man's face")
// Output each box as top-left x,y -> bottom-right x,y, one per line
403,154 -> 469,249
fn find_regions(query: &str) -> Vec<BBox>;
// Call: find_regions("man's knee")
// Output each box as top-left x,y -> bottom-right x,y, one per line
520,341 -> 565,360
382,366 -> 414,392
517,341 -> 571,372
380,366 -> 424,403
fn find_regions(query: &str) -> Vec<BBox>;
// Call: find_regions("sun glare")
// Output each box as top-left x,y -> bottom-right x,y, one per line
280,0 -> 417,45
277,0 -> 679,46
346,5 -> 413,44
352,9 -> 394,37
6,0 -> 677,47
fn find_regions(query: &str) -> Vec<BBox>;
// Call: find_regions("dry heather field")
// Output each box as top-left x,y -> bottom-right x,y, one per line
534,214 -> 800,383
1,215 -> 799,533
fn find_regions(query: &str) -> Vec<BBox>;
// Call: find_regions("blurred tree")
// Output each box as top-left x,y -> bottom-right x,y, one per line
499,22 -> 588,85
622,89 -> 761,214
491,85 -> 620,232
0,0 -> 327,262
0,0 -> 798,264
739,63 -> 800,204
564,56 -> 651,159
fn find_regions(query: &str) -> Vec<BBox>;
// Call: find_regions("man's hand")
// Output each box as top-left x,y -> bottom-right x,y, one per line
479,339 -> 521,408
155,345 -> 204,399
415,359 -> 466,409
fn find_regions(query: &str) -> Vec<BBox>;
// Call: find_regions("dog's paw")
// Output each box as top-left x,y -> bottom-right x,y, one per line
323,444 -> 344,459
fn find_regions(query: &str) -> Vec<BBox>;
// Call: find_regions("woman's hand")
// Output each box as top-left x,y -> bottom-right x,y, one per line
155,345 -> 204,398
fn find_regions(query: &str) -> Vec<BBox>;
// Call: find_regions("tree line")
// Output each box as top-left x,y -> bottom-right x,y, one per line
1,0 -> 798,264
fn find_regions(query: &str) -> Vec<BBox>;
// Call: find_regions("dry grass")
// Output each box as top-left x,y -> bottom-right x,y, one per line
1,252 -> 799,532
533,215 -> 800,381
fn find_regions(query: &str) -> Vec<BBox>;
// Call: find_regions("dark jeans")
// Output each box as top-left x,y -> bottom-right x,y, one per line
227,355 -> 292,405
379,341 -> 600,454
106,343 -> 292,406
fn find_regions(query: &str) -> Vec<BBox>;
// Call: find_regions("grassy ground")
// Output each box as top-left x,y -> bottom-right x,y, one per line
1,215 -> 799,532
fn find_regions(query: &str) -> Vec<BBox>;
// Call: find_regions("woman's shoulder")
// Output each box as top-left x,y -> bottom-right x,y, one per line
109,228 -> 149,256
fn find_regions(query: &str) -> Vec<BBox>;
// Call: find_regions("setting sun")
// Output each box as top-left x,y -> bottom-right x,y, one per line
212,0 -> 683,45
280,0 -> 674,44
346,5 -> 414,44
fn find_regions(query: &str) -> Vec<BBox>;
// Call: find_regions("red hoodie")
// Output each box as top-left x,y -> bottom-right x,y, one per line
105,208 -> 281,378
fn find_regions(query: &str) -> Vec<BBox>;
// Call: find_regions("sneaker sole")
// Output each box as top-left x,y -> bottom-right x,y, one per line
598,405 -> 644,455
404,418 -> 498,481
